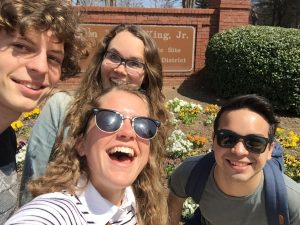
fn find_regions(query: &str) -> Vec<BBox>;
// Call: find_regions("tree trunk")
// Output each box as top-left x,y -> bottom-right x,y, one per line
182,0 -> 195,8
105,0 -> 116,6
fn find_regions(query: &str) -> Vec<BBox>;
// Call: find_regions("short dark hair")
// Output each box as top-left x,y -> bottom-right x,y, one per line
213,94 -> 279,141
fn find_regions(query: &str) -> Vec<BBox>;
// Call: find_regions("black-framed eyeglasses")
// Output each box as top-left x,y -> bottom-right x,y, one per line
92,108 -> 160,140
104,51 -> 145,76
214,129 -> 271,154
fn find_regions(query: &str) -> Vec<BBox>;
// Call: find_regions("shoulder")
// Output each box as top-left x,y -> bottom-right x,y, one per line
46,92 -> 73,108
39,92 -> 74,122
34,192 -> 81,212
283,175 -> 300,224
284,175 -> 300,194
171,155 -> 203,178
5,193 -> 86,225
168,155 -> 208,198
173,154 -> 213,177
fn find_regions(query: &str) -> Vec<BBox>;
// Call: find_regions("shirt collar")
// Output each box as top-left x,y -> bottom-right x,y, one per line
77,181 -> 136,224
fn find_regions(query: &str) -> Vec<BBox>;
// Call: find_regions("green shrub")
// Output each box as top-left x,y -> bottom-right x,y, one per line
205,25 -> 300,115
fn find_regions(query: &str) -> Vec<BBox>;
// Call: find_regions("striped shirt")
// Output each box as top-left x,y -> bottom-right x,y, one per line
5,182 -> 137,225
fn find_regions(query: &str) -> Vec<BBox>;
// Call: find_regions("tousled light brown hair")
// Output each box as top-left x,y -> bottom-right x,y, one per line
0,0 -> 86,79
29,86 -> 168,225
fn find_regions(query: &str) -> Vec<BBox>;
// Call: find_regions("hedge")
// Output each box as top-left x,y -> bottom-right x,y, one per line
205,25 -> 300,115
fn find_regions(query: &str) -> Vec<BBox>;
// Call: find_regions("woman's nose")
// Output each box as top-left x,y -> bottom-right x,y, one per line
116,119 -> 135,139
113,63 -> 128,76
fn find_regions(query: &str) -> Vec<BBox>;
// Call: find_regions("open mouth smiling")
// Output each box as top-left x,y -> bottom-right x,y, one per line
108,147 -> 135,162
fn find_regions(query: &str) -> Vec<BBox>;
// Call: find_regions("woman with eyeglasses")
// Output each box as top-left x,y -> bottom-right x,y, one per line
20,24 -> 170,206
6,85 -> 168,225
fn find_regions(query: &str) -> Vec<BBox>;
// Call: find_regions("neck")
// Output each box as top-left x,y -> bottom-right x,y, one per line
0,106 -> 21,134
213,167 -> 263,197
95,185 -> 125,206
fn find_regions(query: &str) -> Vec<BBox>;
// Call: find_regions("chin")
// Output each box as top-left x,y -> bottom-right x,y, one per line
15,99 -> 40,113
230,173 -> 257,183
111,178 -> 135,189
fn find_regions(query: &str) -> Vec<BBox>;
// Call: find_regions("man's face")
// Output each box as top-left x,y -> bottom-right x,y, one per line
0,29 -> 64,114
213,109 -> 274,188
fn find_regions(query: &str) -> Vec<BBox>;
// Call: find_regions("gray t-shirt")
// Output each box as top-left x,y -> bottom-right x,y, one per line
0,127 -> 18,224
169,155 -> 300,225
0,162 -> 18,224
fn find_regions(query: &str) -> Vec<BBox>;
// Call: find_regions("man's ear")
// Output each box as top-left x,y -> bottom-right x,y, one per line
267,141 -> 275,160
211,131 -> 215,142
75,136 -> 85,157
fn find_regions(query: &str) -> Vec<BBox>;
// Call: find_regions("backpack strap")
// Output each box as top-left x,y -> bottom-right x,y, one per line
184,152 -> 215,225
185,152 -> 215,203
271,141 -> 285,172
264,160 -> 289,225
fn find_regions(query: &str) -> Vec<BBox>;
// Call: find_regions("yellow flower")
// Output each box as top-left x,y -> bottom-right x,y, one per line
23,112 -> 31,118
204,104 -> 220,115
32,108 -> 41,115
11,120 -> 23,131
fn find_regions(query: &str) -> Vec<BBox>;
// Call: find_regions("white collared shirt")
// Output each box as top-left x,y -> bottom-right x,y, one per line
76,181 -> 137,224
5,182 -> 137,225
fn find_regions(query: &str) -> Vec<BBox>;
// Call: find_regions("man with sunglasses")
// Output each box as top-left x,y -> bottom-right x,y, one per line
168,94 -> 300,225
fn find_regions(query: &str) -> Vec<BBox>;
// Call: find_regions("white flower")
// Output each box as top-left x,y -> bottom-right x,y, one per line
190,103 -> 197,108
16,144 -> 27,166
167,129 -> 193,156
182,197 -> 199,219
174,105 -> 180,113
179,100 -> 186,107
197,104 -> 203,111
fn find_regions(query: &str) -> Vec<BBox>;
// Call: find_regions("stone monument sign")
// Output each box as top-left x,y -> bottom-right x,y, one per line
80,24 -> 195,72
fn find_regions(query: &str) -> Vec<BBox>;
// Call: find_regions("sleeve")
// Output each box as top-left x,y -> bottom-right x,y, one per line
19,92 -> 72,206
168,156 -> 199,198
5,195 -> 82,225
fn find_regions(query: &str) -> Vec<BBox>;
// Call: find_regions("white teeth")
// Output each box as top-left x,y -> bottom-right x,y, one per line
230,161 -> 249,166
20,81 -> 42,90
108,147 -> 134,157
110,78 -> 127,86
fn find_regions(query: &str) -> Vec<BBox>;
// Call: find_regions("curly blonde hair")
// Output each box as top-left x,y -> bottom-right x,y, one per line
29,86 -> 168,225
0,0 -> 86,78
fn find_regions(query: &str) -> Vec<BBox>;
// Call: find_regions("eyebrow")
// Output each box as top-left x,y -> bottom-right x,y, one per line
17,35 -> 64,56
16,35 -> 34,45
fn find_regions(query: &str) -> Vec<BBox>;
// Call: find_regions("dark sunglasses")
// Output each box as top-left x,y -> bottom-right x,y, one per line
214,129 -> 271,154
92,108 -> 160,140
